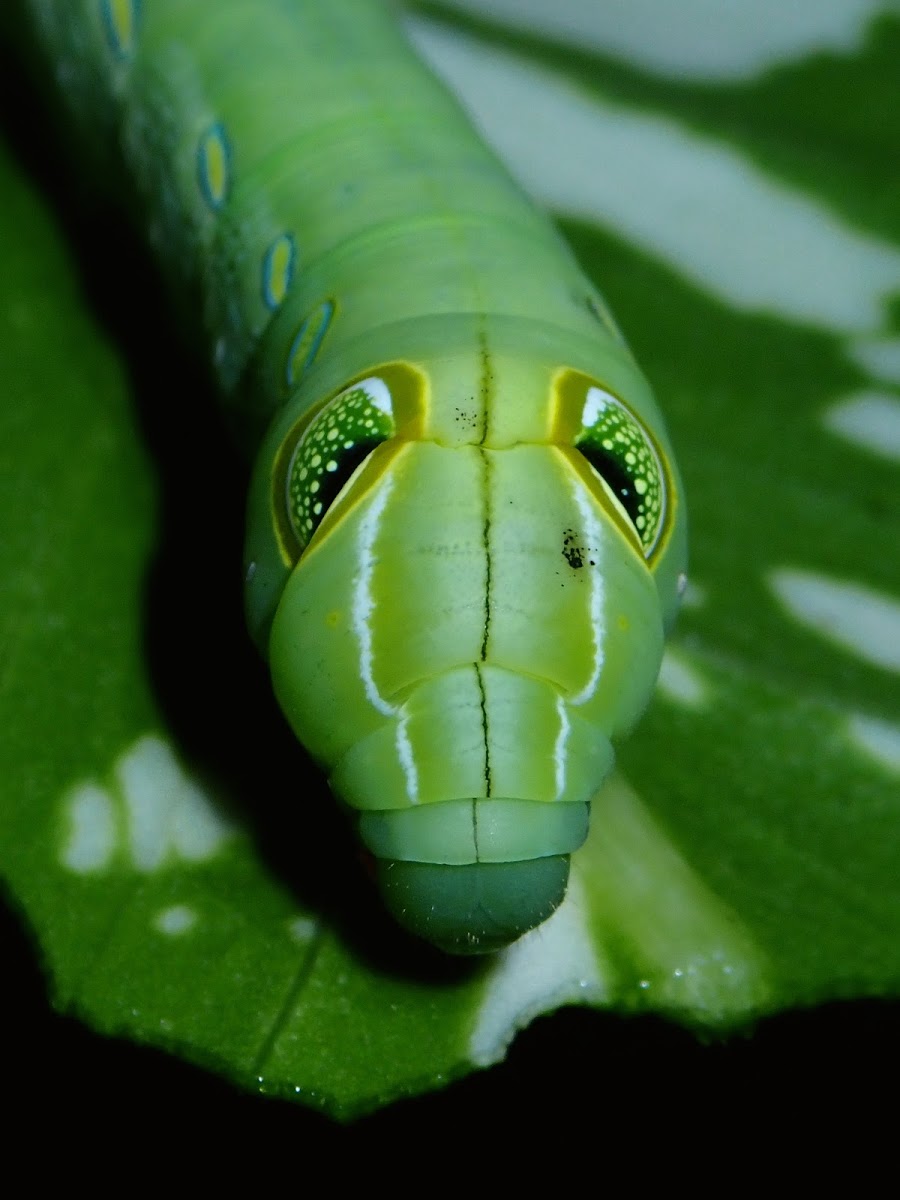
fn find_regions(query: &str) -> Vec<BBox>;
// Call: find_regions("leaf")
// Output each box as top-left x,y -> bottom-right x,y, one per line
1,1 -> 899,1123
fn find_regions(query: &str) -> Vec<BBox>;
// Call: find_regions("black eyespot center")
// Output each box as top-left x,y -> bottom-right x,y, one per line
577,445 -> 641,528
313,438 -> 383,522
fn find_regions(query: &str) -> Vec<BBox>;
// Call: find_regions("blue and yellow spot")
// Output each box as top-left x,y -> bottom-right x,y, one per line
197,122 -> 230,211
262,234 -> 296,311
100,0 -> 140,58
285,300 -> 334,389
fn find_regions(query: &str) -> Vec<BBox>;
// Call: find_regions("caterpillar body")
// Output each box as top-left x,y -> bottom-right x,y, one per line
16,0 -> 687,953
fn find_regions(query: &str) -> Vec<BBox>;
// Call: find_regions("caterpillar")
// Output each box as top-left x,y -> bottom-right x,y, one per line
14,0 -> 687,953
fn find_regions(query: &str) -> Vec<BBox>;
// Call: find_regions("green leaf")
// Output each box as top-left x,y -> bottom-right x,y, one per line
1,2 -> 899,1122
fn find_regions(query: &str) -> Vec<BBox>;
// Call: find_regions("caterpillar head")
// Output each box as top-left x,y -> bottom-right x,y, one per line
243,348 -> 685,953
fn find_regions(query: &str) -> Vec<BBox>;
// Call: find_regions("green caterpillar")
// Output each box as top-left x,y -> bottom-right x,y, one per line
16,0 -> 687,953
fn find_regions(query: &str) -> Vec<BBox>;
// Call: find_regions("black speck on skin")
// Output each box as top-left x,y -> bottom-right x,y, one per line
561,528 -> 585,570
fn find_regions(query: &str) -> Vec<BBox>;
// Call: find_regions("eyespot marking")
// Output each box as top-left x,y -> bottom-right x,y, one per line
197,122 -> 230,211
286,377 -> 395,547
262,233 -> 296,311
285,300 -> 334,388
272,363 -> 426,564
577,385 -> 665,557
100,0 -> 140,59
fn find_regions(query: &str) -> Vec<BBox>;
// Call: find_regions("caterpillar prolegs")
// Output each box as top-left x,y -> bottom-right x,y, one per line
18,0 -> 687,953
